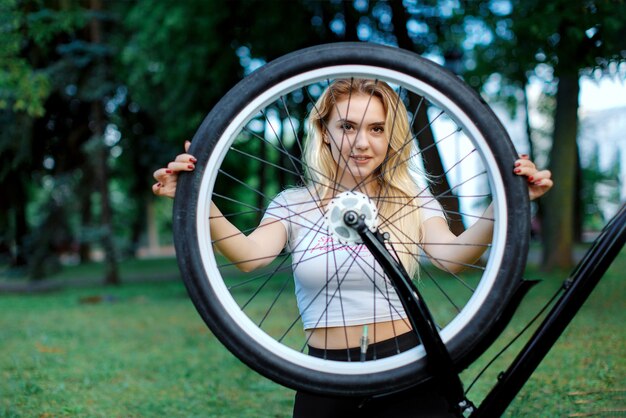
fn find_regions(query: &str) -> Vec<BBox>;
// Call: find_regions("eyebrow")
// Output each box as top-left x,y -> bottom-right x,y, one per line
337,118 -> 385,126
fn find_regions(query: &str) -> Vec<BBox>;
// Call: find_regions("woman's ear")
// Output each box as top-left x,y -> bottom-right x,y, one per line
322,130 -> 330,144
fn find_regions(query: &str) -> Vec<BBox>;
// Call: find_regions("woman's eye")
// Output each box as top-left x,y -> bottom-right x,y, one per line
372,126 -> 384,134
341,122 -> 354,131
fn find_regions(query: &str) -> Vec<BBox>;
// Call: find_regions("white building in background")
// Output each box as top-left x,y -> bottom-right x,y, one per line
578,106 -> 626,219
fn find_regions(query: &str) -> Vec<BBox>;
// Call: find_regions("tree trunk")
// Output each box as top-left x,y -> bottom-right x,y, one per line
342,1 -> 359,41
389,1 -> 415,53
79,169 -> 93,263
522,81 -> 545,240
146,199 -> 160,255
257,135 -> 267,224
541,72 -> 579,270
13,176 -> 29,267
389,1 -> 465,235
13,113 -> 33,270
414,102 -> 465,235
574,150 -> 583,242
90,0 -> 119,285
129,196 -> 147,257
92,101 -> 119,285
522,84 -> 535,162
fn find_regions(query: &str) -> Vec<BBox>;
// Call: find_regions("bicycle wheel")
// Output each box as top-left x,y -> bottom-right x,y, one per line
173,42 -> 529,397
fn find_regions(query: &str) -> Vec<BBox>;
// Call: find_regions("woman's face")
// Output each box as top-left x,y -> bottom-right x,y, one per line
324,93 -> 389,192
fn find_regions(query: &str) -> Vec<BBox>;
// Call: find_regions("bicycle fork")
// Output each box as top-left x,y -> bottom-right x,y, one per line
344,211 -> 475,417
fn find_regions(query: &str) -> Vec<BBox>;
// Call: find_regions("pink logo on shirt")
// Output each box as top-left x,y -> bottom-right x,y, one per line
309,235 -> 370,255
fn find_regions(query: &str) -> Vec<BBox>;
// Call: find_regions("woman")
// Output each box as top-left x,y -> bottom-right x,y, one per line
153,79 -> 552,417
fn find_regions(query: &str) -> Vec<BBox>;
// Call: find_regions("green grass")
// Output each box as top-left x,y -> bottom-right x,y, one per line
1,251 -> 624,417
0,270 -> 293,417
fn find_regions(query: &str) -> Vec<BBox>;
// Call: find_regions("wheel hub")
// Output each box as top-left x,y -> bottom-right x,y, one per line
324,191 -> 378,244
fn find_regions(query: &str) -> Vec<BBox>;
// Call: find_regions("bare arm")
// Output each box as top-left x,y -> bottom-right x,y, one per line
422,155 -> 553,273
422,205 -> 494,274
209,203 -> 287,272
153,141 -> 287,272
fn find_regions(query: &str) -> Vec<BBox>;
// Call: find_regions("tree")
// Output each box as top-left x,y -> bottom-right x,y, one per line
87,0 -> 119,284
0,0 -> 122,282
0,0 -> 85,274
110,0 -> 482,260
462,0 -> 626,270
389,0 -> 468,235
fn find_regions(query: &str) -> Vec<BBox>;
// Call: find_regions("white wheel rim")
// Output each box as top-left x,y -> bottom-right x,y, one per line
196,65 -> 507,375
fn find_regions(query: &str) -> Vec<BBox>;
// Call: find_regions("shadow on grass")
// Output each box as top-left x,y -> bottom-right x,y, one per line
0,257 -> 182,294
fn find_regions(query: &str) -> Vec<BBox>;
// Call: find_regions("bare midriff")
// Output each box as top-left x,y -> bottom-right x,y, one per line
305,318 -> 413,349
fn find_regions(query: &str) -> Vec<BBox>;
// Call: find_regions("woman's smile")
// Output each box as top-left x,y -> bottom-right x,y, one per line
350,154 -> 373,164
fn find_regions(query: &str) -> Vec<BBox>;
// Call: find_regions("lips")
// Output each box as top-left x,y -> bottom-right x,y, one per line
350,155 -> 372,163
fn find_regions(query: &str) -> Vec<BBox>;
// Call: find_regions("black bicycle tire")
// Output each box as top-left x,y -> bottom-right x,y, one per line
173,42 -> 530,396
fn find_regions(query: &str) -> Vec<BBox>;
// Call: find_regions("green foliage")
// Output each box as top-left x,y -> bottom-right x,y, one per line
462,0 -> 626,125
119,1 -> 239,144
0,5 -> 46,117
1,0 -> 624,277
0,0 -> 125,279
117,0 -> 329,147
461,0 -> 626,269
0,0 -> 85,117
463,0 -> 626,95
462,0 -> 626,122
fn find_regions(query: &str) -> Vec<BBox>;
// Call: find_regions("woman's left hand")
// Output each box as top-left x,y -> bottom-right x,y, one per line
514,155 -> 553,201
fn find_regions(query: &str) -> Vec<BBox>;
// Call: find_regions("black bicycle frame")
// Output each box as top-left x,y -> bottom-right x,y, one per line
472,204 -> 626,416
345,210 -> 475,416
346,203 -> 626,417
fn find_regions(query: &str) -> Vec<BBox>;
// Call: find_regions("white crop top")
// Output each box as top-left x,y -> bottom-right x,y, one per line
262,187 -> 445,330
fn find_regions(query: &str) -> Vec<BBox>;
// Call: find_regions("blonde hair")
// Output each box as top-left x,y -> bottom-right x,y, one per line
303,79 -> 424,276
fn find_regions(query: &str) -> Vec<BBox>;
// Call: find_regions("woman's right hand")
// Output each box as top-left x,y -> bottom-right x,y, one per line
152,141 -> 196,199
